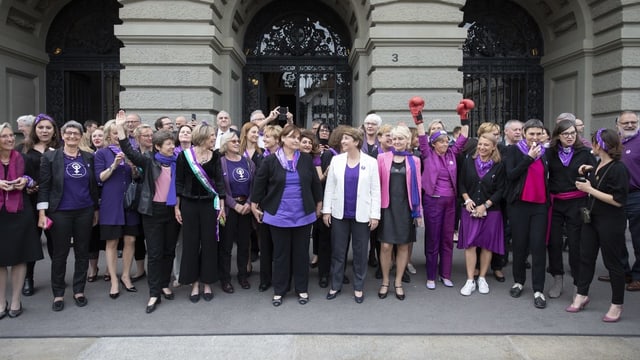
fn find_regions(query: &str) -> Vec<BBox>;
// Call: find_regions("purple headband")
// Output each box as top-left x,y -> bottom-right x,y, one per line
429,130 -> 448,144
34,113 -> 53,125
595,128 -> 608,151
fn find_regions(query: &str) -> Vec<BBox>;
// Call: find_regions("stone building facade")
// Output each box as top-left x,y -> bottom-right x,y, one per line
0,0 -> 638,134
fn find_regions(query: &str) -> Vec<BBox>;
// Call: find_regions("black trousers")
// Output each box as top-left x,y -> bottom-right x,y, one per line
509,201 -> 547,293
317,218 -> 332,278
134,229 -> 146,261
179,198 -> 218,284
577,213 -> 627,304
259,223 -> 273,286
270,224 -> 312,295
219,206 -> 251,282
49,206 -> 93,297
330,217 -> 369,292
548,197 -> 585,284
142,203 -> 178,298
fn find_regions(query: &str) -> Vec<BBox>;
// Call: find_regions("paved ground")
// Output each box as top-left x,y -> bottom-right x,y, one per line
1,229 -> 639,358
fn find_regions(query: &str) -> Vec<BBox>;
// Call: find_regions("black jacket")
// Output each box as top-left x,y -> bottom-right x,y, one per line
37,149 -> 99,212
251,152 -> 322,216
504,145 -> 549,205
458,156 -> 505,210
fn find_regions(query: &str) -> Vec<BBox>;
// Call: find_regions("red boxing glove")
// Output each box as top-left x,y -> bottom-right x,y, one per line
457,98 -> 475,125
408,96 -> 425,125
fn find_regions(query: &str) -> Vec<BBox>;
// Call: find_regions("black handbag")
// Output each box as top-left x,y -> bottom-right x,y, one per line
124,180 -> 141,210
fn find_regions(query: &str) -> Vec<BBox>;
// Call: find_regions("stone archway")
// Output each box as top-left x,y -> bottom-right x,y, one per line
45,0 -> 122,124
242,0 -> 352,128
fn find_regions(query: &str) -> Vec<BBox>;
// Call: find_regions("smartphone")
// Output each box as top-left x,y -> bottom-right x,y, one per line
191,113 -> 196,121
319,139 -> 329,146
278,106 -> 288,122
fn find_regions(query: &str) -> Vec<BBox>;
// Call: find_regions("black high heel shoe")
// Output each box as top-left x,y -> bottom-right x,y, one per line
8,303 -> 23,318
109,292 -> 120,299
145,297 -> 161,314
0,301 -> 8,319
120,278 -> 137,292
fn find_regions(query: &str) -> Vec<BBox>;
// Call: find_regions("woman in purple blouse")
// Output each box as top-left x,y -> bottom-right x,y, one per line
251,125 -> 323,306
94,120 -> 141,299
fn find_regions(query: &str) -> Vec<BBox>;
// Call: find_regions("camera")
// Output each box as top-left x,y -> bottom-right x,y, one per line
278,106 -> 288,122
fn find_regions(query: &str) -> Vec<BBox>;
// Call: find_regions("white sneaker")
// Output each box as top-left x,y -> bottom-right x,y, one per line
406,263 -> 417,275
460,279 -> 476,296
477,277 -> 489,294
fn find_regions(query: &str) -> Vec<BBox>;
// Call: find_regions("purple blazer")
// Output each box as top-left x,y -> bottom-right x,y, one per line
418,133 -> 467,197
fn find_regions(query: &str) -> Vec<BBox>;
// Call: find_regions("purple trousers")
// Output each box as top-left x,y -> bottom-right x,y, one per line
423,195 -> 456,280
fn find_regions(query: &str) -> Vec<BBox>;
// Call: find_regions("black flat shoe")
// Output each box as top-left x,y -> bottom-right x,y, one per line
8,303 -> 23,318
131,272 -> 146,283
378,284 -> 389,299
395,286 -> 405,301
297,293 -> 309,305
318,276 -> 329,288
494,271 -> 506,283
52,300 -> 64,312
162,291 -> 175,300
401,272 -> 411,283
145,297 -> 161,314
326,289 -> 341,300
22,278 -> 34,297
109,292 -> 120,299
120,279 -> 137,292
258,283 -> 271,292
203,292 -> 214,302
272,295 -> 283,307
87,268 -> 98,282
221,282 -> 235,294
238,278 -> 250,290
73,295 -> 88,307
354,292 -> 364,304
310,261 -> 318,269
189,293 -> 200,303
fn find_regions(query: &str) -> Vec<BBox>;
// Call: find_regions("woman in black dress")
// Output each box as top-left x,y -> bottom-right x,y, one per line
0,123 -> 43,318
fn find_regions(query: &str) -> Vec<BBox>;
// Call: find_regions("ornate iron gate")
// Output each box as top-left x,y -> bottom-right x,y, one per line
460,0 -> 544,135
243,2 -> 352,128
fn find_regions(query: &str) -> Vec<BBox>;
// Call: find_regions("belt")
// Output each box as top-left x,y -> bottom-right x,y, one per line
234,196 -> 248,202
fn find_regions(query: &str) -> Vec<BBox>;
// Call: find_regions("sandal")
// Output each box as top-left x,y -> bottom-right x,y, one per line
272,295 -> 283,307
378,283 -> 389,299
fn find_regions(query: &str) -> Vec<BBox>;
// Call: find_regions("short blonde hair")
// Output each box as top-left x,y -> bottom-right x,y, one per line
477,122 -> 500,137
102,120 -> 117,143
390,125 -> 412,141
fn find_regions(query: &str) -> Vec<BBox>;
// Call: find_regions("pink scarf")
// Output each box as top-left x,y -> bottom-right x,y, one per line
0,150 -> 25,213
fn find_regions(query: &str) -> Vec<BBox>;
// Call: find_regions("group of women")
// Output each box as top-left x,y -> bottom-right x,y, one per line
0,103 -> 631,323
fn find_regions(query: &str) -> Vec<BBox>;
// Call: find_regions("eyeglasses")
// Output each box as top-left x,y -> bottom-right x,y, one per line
64,131 -> 82,137
319,128 -> 330,133
560,131 -> 577,138
228,139 -> 240,144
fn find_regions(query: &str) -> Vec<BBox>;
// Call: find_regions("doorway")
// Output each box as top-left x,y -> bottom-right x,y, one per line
243,1 -> 352,129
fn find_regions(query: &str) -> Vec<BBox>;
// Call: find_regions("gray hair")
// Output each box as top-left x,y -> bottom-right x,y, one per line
16,115 -> 35,126
556,113 -> 576,123
363,113 -> 382,127
219,130 -> 239,154
61,120 -> 84,135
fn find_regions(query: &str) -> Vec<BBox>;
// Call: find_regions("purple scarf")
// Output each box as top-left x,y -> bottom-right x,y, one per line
517,139 -> 545,159
0,150 -> 25,213
474,156 -> 494,178
154,152 -> 177,206
393,150 -> 421,219
275,148 -> 300,172
108,145 -> 125,165
558,145 -> 574,167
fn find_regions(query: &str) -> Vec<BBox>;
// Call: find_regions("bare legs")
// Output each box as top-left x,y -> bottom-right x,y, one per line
464,247 -> 492,279
0,264 -> 26,311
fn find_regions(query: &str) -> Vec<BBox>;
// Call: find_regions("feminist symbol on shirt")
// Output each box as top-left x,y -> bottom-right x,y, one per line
233,167 -> 249,182
66,162 -> 87,178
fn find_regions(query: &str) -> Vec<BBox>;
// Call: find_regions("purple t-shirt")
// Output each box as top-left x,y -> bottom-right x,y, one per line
227,158 -> 251,198
622,133 -> 640,191
433,161 -> 455,197
263,165 -> 316,227
58,155 -> 93,211
343,163 -> 359,219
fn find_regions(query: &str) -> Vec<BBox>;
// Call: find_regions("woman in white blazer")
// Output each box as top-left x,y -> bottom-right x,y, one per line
322,127 -> 381,303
